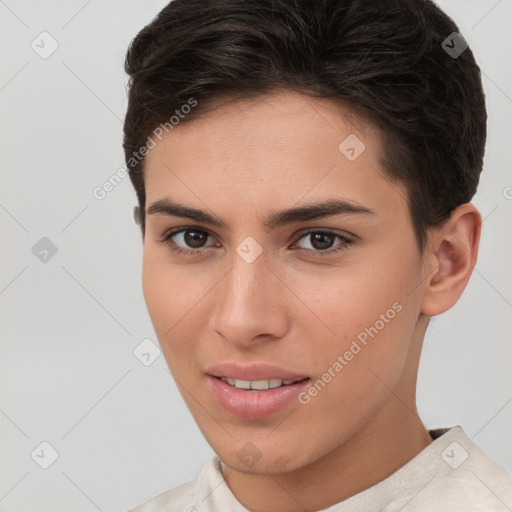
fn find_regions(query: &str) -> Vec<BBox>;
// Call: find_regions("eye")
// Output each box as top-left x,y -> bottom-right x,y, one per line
158,227 -> 218,256
158,227 -> 354,258
293,229 -> 354,258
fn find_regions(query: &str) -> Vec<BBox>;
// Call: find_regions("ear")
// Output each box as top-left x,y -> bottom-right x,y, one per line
421,203 -> 481,316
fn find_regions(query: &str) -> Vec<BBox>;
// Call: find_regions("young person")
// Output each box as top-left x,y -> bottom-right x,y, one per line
123,0 -> 512,510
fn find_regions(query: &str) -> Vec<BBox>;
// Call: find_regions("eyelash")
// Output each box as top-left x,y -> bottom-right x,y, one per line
158,227 -> 354,258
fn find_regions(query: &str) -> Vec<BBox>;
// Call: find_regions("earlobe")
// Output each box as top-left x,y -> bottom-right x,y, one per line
421,204 -> 481,316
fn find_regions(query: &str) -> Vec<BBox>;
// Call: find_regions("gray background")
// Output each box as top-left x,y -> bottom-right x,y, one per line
0,1 -> 511,511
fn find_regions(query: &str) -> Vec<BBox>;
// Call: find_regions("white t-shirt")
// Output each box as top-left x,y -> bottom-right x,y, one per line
128,426 -> 512,511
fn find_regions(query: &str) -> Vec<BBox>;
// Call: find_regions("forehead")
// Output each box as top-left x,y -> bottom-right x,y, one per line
151,90 -> 380,153
142,90 -> 405,221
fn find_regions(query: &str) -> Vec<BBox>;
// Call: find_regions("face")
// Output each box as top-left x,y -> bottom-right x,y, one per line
141,90 -> 427,475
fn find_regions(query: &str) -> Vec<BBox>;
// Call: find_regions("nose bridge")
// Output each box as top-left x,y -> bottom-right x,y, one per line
211,238 -> 286,343
223,240 -> 269,314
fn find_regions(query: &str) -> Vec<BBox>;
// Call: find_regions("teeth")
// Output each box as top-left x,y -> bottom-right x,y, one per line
235,378 -> 251,389
220,377 -> 303,390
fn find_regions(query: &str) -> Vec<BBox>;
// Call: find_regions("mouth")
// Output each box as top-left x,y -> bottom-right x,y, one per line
215,375 -> 310,390
207,375 -> 312,419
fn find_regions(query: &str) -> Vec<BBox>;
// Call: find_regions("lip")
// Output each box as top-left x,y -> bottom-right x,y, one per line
207,375 -> 311,419
205,362 -> 309,381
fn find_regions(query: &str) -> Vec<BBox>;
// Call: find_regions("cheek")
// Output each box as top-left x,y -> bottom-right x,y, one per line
288,246 -> 421,372
294,256 -> 414,322
142,250 -> 194,344
291,316 -> 414,457
141,250 -> 168,334
293,273 -> 417,434
141,249 -> 213,374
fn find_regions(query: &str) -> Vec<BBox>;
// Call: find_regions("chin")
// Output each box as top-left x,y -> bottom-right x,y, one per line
218,440 -> 315,476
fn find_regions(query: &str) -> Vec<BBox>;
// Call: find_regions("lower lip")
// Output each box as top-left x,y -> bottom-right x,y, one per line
207,375 -> 311,419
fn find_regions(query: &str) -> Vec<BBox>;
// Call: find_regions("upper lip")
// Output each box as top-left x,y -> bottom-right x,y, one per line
206,363 -> 309,381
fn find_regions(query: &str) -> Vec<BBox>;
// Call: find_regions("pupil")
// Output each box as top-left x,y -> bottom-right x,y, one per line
185,230 -> 207,248
311,233 -> 334,250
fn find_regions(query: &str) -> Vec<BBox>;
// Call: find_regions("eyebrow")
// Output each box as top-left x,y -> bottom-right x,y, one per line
146,197 -> 375,231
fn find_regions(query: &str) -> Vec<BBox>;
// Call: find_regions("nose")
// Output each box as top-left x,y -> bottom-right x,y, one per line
209,247 -> 290,347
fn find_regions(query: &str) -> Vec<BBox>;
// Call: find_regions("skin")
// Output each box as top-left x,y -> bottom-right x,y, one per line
140,89 -> 481,512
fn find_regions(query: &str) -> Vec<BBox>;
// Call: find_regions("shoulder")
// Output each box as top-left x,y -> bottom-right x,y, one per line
386,427 -> 512,511
127,479 -> 196,512
411,469 -> 512,511
388,469 -> 512,511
